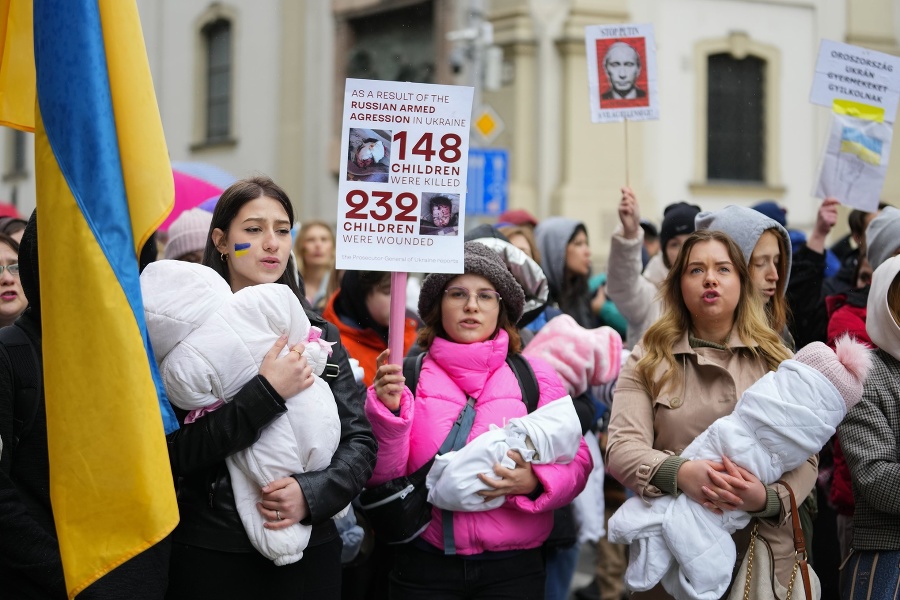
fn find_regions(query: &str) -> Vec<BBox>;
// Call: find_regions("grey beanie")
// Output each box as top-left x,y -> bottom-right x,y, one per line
418,241 -> 526,323
866,206 -> 900,270
695,204 -> 792,290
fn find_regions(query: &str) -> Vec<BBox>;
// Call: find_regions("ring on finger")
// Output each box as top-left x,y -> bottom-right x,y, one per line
276,510 -> 282,521
290,348 -> 302,357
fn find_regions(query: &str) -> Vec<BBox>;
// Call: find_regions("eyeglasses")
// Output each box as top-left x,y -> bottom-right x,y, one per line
0,264 -> 19,277
443,286 -> 501,309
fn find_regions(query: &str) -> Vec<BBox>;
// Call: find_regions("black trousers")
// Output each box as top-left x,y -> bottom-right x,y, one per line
389,544 -> 545,600
166,537 -> 342,599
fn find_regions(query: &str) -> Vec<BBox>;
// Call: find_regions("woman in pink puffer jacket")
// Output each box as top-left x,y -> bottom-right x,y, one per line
367,241 -> 592,599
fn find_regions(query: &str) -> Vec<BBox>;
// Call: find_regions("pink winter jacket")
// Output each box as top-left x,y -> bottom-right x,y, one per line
365,330 -> 593,555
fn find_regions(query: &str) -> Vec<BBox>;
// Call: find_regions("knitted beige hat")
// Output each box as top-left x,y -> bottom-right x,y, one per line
418,241 -> 525,323
165,208 -> 212,260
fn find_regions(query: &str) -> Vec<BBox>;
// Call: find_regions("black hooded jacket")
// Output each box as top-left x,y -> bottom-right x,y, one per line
0,212 -> 170,599
165,271 -> 377,552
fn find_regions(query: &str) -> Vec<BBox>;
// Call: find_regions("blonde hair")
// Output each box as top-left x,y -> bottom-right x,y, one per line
497,225 -> 541,264
294,220 -> 338,300
759,227 -> 791,335
636,230 -> 791,398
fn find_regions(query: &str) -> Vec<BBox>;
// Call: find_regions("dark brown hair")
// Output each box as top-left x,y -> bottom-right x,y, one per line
201,175 -> 304,303
416,286 -> 521,354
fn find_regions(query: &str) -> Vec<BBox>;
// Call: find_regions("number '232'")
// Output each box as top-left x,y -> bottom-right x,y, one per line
345,190 -> 418,221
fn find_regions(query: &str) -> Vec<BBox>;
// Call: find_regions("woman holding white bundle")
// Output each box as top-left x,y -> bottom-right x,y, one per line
606,230 -> 817,599
142,260 -> 342,567
367,241 -> 592,600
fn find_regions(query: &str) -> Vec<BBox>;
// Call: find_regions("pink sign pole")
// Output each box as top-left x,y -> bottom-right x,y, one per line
388,271 -> 408,365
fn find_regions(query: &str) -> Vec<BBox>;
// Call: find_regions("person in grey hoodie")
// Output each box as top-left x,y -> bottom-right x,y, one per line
695,205 -> 793,347
837,254 -> 900,598
534,217 -> 599,330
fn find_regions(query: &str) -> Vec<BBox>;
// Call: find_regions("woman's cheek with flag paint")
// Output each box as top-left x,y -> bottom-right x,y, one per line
234,242 -> 250,257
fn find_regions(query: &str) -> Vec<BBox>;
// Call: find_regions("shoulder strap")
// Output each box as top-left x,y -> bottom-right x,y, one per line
0,325 -> 41,461
402,352 -> 425,397
776,479 -> 814,600
506,353 -> 539,413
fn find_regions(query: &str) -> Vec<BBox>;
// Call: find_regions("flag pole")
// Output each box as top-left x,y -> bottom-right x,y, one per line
624,117 -> 630,187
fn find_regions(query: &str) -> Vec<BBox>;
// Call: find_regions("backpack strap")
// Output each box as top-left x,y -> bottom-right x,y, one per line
402,352 -> 425,397
0,325 -> 41,467
506,353 -> 539,413
404,352 -> 538,412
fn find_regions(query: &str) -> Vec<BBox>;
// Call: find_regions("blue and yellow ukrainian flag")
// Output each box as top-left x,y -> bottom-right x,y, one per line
0,1 -> 179,597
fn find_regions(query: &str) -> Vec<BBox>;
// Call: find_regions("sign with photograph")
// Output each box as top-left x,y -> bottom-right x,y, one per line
810,39 -> 900,123
337,78 -> 474,273
585,23 -> 659,123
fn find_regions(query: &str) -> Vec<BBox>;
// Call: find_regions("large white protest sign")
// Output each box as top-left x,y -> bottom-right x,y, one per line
810,39 -> 900,123
585,23 -> 659,123
337,79 -> 473,273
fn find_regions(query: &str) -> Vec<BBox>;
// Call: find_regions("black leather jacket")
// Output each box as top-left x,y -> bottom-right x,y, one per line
166,311 -> 377,552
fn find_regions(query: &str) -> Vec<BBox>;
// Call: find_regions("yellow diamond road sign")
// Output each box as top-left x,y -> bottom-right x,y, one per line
474,105 -> 503,143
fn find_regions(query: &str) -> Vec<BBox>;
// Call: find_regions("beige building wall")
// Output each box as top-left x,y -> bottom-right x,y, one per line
485,0 -> 899,268
0,0 -> 896,248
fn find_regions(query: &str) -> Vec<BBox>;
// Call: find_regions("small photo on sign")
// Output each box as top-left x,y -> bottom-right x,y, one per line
347,128 -> 391,183
596,37 -> 649,108
420,192 -> 460,236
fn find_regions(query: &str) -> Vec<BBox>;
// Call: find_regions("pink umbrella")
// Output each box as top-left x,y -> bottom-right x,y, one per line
160,162 -> 237,230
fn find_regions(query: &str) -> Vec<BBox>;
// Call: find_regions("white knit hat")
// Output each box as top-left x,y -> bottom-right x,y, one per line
792,335 -> 872,410
165,208 -> 212,260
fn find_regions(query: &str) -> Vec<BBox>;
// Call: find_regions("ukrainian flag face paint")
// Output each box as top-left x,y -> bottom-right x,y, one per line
220,196 -> 292,293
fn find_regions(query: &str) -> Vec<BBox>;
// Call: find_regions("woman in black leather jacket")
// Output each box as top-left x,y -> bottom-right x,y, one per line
165,176 -> 377,599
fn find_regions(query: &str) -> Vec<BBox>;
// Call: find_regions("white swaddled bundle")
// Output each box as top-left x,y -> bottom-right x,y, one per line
608,337 -> 870,600
141,260 -> 343,566
426,395 -> 582,512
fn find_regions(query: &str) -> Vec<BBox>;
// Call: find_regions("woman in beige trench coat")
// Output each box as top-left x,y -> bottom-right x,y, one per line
606,230 -> 818,599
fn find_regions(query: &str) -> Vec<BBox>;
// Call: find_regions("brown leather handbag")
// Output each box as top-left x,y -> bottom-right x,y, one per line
727,480 -> 821,600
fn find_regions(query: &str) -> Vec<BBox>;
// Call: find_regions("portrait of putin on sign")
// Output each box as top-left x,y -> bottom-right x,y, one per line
597,38 -> 650,108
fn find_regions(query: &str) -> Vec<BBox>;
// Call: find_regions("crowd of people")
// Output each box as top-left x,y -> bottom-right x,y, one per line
2,173 -> 900,600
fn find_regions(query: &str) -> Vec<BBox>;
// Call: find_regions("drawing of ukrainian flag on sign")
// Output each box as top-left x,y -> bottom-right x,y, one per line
841,127 -> 883,165
235,242 -> 251,257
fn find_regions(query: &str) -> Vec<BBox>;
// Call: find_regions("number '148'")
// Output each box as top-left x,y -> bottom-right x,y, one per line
392,131 -> 462,163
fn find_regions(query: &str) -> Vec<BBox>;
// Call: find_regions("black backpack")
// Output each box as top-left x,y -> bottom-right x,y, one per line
402,351 -> 539,413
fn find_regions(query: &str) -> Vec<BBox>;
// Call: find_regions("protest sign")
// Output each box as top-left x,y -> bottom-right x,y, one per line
810,39 -> 900,123
814,100 -> 892,212
337,78 -> 474,274
585,23 -> 659,123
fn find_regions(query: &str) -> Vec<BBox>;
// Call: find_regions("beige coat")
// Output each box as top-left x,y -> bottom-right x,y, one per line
607,330 -> 818,598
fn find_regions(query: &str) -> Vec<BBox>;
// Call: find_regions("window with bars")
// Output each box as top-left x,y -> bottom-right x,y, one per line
204,19 -> 231,142
706,53 -> 765,182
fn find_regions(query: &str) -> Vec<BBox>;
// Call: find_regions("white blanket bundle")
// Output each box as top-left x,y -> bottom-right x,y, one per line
425,396 -> 582,512
608,358 -> 854,600
142,260 -> 342,566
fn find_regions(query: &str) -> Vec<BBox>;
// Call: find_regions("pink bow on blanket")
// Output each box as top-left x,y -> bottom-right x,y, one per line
306,326 -> 335,356
184,399 -> 225,424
